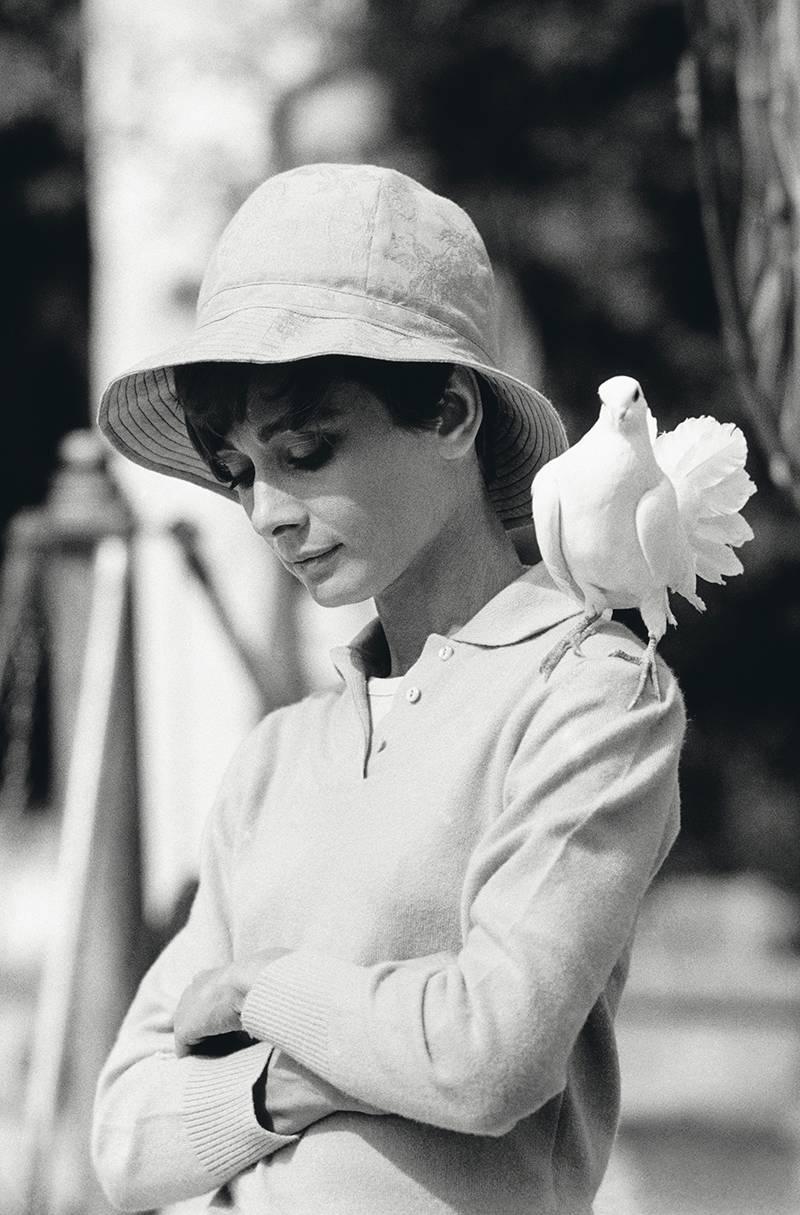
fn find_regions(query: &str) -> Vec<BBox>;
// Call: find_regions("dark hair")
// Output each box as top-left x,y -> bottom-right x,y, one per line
173,356 -> 497,487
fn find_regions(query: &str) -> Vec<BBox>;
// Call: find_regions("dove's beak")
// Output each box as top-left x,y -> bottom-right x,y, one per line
602,398 -> 629,425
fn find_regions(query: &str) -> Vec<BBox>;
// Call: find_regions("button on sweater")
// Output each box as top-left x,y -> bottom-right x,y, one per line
92,564 -> 685,1214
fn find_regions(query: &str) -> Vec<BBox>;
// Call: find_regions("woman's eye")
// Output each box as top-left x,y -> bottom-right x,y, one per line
285,436 -> 336,471
213,457 -> 253,490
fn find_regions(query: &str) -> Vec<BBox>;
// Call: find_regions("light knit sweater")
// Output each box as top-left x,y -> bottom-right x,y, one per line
92,564 -> 684,1214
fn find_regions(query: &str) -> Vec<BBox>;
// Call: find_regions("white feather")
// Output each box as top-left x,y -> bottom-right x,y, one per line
653,415 -> 755,587
656,417 -> 747,485
693,538 -> 744,582
694,513 -> 753,546
646,408 -> 658,446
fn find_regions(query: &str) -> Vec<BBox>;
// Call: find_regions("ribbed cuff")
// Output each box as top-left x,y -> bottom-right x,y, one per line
183,1042 -> 298,1178
242,951 -> 358,1080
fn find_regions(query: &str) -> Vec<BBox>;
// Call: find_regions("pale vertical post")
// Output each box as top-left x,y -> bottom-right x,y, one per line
62,540 -> 144,1215
43,431 -> 133,807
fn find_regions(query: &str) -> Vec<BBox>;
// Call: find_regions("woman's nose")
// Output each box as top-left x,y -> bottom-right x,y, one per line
248,477 -> 308,538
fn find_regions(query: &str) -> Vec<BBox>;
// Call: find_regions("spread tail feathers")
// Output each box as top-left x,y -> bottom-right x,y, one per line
654,416 -> 756,587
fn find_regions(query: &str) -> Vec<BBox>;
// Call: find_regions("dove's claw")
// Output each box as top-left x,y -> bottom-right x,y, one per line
540,638 -> 571,681
610,650 -> 640,667
540,611 -> 603,680
610,636 -> 661,709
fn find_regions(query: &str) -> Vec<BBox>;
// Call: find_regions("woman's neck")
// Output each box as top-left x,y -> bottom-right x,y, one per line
374,497 -> 524,676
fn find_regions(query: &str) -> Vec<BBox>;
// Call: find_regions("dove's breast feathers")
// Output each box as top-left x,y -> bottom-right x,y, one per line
533,423 -> 682,605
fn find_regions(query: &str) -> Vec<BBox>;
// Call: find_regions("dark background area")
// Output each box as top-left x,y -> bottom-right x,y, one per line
2,0 -> 798,896
0,0 -> 88,529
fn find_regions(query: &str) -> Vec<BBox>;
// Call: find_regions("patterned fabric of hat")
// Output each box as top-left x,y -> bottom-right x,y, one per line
98,163 -> 568,527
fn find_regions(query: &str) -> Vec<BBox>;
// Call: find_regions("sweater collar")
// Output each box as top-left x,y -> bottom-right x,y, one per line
451,563 -> 582,647
332,562 -> 581,679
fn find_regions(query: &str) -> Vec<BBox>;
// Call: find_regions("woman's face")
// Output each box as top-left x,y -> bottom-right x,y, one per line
217,373 -> 468,607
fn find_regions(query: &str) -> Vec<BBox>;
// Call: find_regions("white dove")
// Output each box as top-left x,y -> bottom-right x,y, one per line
531,375 -> 756,708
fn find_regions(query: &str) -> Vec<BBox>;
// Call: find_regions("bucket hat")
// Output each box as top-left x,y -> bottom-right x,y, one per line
98,163 -> 567,527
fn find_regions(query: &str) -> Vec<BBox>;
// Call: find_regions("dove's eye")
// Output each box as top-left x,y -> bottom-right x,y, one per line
632,387 -> 641,402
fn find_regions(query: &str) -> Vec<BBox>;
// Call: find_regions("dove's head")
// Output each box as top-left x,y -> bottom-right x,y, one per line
597,376 -> 650,436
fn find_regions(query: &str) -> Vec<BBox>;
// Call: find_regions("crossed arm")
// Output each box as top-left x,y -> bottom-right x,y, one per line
91,821 -> 380,1210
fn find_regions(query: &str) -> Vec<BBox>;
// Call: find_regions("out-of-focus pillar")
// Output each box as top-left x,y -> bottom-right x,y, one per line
82,0 -> 276,921
81,0 -> 370,921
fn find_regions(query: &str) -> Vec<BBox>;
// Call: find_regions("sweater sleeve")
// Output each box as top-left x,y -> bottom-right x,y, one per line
91,771 -> 300,1211
241,653 -> 685,1137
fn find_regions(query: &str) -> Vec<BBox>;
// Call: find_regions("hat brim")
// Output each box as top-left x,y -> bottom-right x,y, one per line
98,306 -> 567,528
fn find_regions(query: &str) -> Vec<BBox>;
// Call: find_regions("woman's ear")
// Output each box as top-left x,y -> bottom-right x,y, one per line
436,367 -> 483,460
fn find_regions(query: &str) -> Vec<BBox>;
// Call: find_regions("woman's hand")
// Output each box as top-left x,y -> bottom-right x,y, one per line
173,965 -> 244,1057
173,948 -> 288,1057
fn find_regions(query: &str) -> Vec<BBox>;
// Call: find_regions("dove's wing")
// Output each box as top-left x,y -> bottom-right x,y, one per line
635,478 -> 700,606
531,463 -> 584,604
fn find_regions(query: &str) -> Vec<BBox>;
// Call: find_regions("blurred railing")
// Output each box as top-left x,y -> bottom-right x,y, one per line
0,432 -> 285,1214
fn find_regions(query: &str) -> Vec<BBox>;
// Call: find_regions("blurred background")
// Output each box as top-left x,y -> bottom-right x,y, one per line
0,0 -> 799,1212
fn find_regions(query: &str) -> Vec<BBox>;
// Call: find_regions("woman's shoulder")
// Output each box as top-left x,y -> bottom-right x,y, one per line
529,615 -> 686,743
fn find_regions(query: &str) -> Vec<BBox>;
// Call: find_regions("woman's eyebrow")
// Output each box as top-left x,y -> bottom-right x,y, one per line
254,404 -> 345,446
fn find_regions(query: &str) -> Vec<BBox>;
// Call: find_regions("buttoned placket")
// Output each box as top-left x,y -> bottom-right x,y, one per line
366,635 -> 462,775
334,635 -> 462,778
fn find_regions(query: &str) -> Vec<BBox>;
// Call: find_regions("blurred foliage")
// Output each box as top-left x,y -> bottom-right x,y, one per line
365,0 -> 724,428
362,0 -> 800,894
0,0 -> 88,535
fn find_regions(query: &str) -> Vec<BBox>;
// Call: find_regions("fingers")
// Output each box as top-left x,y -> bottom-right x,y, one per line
173,967 -> 242,1057
171,951 -> 290,1058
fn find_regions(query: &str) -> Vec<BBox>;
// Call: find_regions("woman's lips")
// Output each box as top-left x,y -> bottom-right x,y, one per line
291,544 -> 341,569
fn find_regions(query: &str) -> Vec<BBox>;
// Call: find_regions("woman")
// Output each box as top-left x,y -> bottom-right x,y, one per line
92,163 -> 684,1214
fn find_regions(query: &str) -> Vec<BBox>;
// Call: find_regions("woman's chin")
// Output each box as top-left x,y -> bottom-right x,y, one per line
294,561 -> 372,609
304,578 -> 369,608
